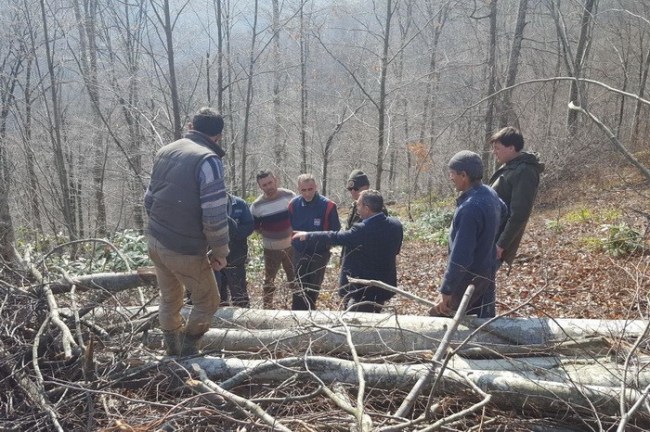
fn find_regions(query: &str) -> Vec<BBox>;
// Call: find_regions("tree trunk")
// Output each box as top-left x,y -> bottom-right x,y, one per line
176,352 -> 650,419
272,0 -> 287,170
240,0 -> 259,197
374,0 -> 393,191
499,0 -> 529,129
299,2 -> 308,174
73,0 -> 107,236
39,0 -> 78,241
566,0 -> 597,135
158,0 -> 182,139
482,0 -> 498,172
631,45 -> 650,150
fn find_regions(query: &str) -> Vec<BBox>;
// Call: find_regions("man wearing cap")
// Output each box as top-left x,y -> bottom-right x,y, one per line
345,170 -> 371,228
145,107 -> 229,356
431,151 -> 507,318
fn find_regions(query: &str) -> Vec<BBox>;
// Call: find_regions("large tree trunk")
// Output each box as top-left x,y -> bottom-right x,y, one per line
177,352 -> 649,419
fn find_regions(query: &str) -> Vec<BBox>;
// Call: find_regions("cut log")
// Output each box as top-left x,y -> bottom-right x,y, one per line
175,355 -> 650,420
89,305 -> 649,345
46,268 -> 157,294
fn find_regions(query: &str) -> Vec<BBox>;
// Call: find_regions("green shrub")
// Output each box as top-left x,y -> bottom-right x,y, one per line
545,219 -> 564,233
600,223 -> 645,257
405,208 -> 453,246
564,208 -> 594,223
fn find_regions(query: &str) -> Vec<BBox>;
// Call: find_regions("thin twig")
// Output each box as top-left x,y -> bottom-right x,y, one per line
189,363 -> 292,432
393,285 -> 475,418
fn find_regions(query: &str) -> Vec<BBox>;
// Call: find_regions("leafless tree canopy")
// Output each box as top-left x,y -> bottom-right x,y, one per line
0,0 -> 647,243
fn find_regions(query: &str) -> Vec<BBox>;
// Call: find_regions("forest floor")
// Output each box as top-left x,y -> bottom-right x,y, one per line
246,169 -> 650,320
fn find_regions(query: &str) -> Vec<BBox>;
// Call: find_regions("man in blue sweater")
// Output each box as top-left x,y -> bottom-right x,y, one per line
431,151 -> 507,318
289,174 -> 341,310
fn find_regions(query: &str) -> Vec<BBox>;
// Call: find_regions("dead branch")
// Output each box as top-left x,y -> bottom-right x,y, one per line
395,285 -> 475,418
188,363 -> 292,432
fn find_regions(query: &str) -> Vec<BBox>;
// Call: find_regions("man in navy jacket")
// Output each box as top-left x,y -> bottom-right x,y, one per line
293,190 -> 403,313
289,174 -> 341,310
216,194 -> 255,307
431,151 -> 507,318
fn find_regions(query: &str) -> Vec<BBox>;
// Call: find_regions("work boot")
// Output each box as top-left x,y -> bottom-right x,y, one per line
162,330 -> 181,356
179,332 -> 203,356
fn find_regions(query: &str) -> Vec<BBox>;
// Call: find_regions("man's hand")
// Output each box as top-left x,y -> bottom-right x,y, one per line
210,256 -> 227,271
496,245 -> 504,260
292,231 -> 308,241
429,293 -> 454,317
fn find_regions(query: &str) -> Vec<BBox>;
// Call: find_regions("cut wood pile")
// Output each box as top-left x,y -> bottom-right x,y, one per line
1,270 -> 649,431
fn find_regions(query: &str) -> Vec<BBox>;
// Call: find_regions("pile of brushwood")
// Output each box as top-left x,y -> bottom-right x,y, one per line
2,267 -> 650,432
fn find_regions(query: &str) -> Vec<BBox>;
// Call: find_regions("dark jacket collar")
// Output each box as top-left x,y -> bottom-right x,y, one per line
185,130 -> 226,158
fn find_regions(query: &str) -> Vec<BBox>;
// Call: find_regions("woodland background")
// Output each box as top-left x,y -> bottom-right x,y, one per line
1,1 -> 650,430
0,0 -> 649,260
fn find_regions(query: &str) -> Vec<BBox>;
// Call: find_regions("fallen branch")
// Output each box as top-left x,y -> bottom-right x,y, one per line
188,363 -> 292,432
347,277 -> 436,307
179,355 -> 650,419
395,285 -> 475,418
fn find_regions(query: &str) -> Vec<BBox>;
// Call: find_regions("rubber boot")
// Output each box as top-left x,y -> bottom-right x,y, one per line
162,330 -> 181,356
180,333 -> 203,356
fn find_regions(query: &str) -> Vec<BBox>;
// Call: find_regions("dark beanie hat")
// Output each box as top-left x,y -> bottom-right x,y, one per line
192,108 -> 224,136
347,169 -> 370,189
448,150 -> 483,180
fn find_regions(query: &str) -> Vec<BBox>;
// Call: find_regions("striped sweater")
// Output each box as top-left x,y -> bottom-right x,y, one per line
250,188 -> 296,250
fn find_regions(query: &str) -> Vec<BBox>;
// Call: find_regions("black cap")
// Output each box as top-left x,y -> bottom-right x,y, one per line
346,169 -> 370,189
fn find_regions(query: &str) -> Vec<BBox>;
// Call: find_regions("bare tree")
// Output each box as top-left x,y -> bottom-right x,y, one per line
551,0 -> 598,135
149,0 -> 184,139
272,0 -> 287,170
481,0 -> 498,171
299,0 -> 308,173
38,0 -> 78,241
0,39 -> 23,263
499,0 -> 529,129
72,0 -> 107,236
240,0 -> 260,197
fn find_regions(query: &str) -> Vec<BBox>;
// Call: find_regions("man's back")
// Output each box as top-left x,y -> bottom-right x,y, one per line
340,214 -> 403,287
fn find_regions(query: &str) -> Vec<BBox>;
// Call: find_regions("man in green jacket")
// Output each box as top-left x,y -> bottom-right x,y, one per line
489,127 -> 545,268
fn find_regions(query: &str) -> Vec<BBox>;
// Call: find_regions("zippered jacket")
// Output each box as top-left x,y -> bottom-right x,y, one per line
489,152 -> 545,265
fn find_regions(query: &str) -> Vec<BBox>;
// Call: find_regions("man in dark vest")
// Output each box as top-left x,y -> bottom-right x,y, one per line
145,107 -> 230,356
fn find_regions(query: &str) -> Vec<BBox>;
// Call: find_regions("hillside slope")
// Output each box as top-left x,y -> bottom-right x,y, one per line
249,175 -> 649,319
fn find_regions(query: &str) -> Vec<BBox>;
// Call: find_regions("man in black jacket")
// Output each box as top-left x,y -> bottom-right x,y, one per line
489,127 -> 545,268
